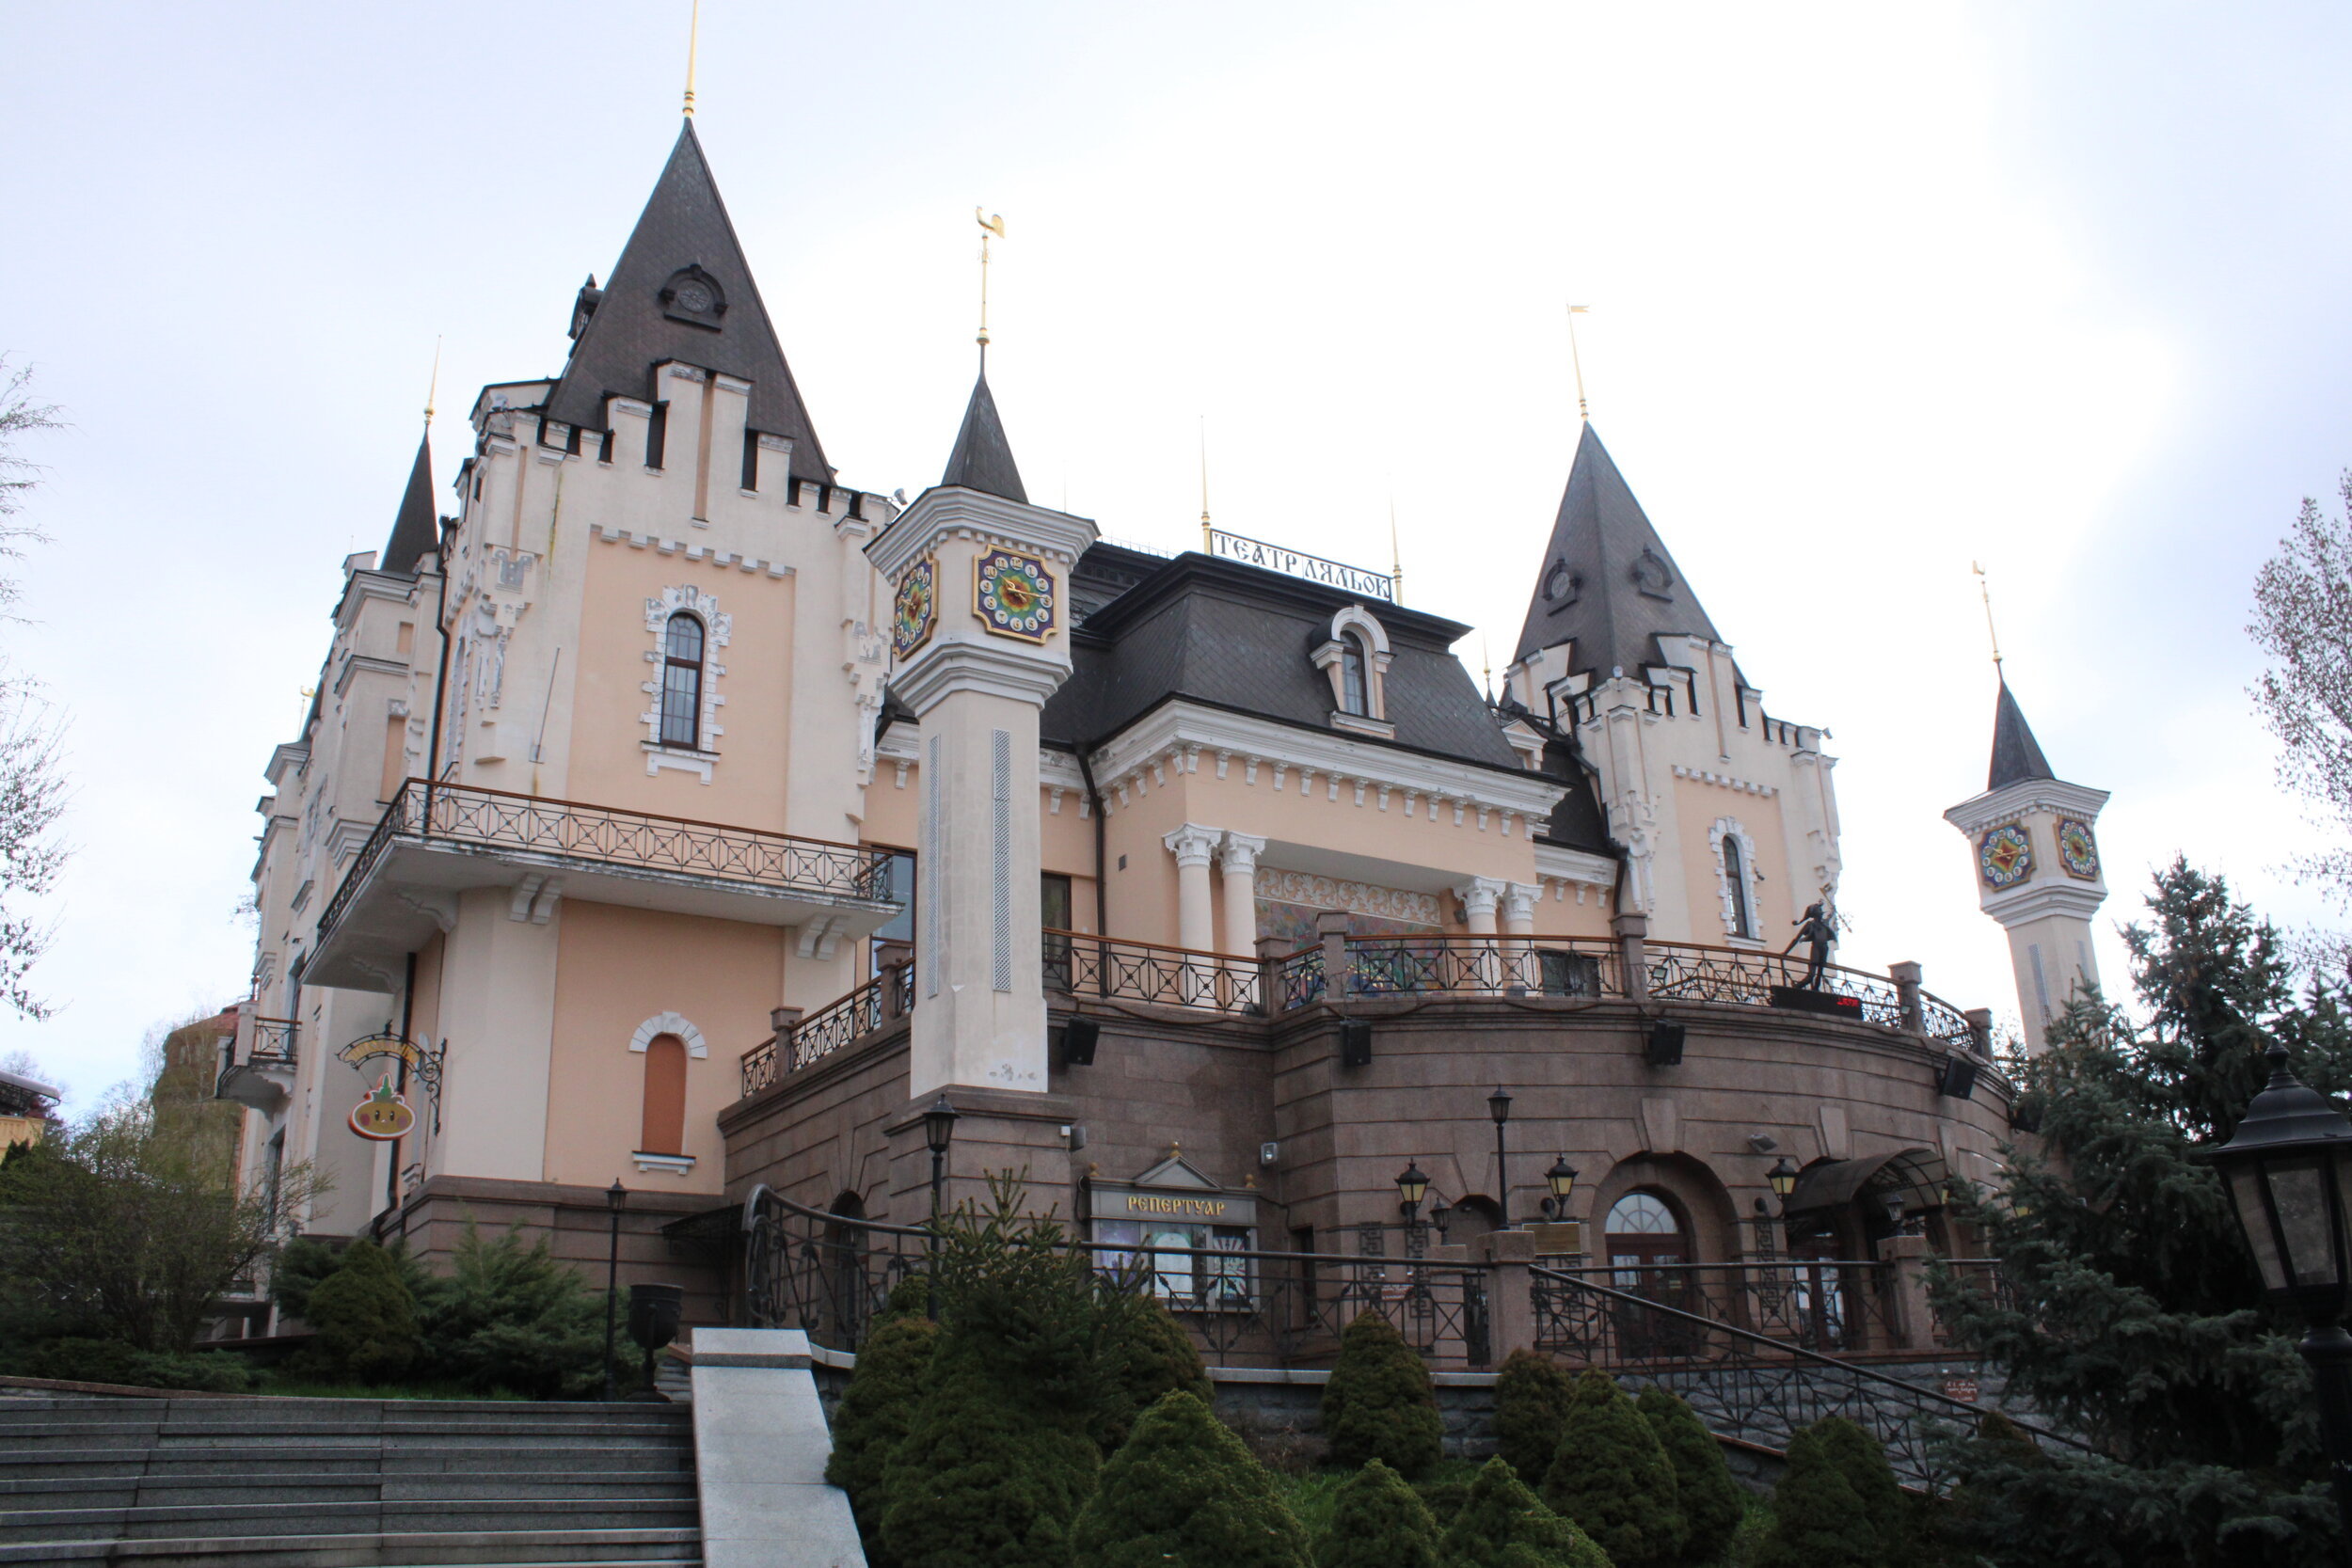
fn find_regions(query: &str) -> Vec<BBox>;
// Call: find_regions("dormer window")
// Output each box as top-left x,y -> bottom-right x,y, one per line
1340,632 -> 1370,716
660,612 -> 706,748
1313,605 -> 1395,736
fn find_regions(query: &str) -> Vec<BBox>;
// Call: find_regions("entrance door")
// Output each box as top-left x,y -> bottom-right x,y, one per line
1604,1192 -> 1693,1357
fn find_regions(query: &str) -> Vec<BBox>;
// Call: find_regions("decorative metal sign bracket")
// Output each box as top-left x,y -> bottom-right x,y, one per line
337,1032 -> 447,1132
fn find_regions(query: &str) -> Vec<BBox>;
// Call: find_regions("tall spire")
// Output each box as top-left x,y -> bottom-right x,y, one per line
1514,423 -> 1721,678
547,122 -> 832,483
941,367 -> 1027,504
1987,679 -> 2057,790
381,429 -> 437,576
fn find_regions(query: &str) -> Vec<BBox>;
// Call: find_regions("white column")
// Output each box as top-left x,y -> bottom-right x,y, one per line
1217,832 -> 1265,956
1502,880 -> 1541,991
1455,876 -> 1506,993
1164,823 -> 1222,955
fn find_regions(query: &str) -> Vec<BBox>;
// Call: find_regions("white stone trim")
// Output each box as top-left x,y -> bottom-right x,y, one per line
1708,816 -> 1764,942
630,1011 -> 709,1059
641,585 -> 732,763
1163,822 -> 1222,868
1256,869 -> 1443,927
591,523 -> 796,578
1310,604 -> 1397,724
630,1151 -> 698,1176
1942,778 -> 2110,836
1533,843 -> 1618,890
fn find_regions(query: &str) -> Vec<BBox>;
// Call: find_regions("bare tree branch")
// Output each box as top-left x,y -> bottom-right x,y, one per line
2249,469 -> 2352,904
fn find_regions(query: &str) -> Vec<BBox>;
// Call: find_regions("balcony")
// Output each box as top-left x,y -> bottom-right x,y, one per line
309,780 -> 902,991
215,1015 -> 297,1115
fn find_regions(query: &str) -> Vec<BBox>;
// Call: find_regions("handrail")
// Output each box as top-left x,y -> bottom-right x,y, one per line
740,964 -> 915,1096
1045,929 -> 1263,1014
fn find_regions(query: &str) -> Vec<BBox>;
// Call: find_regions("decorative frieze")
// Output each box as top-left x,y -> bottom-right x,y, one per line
1255,870 -> 1443,928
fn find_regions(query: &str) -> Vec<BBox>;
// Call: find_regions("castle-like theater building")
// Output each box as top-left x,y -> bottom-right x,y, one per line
219,119 -> 2113,1348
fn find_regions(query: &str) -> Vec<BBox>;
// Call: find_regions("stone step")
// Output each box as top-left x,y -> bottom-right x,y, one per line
0,1423 -> 690,1451
0,1472 -> 702,1511
0,1446 -> 693,1481
0,1527 -> 702,1566
0,1497 -> 699,1545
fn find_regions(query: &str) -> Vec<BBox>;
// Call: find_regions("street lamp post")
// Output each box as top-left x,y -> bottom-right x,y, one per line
922,1096 -> 959,1323
1487,1086 -> 1514,1228
601,1179 -> 627,1402
1396,1160 -> 1431,1259
2208,1043 -> 2352,1541
1540,1156 -> 1580,1222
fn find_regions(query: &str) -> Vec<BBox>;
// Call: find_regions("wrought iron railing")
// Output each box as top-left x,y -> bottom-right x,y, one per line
1344,936 -> 1623,999
741,1188 -> 1494,1369
1044,931 -> 1263,1015
1539,1260 -> 1899,1358
319,779 -> 898,945
740,965 -> 917,1096
215,1016 -> 298,1100
1531,1266 -> 2087,1491
1277,945 -> 1327,1008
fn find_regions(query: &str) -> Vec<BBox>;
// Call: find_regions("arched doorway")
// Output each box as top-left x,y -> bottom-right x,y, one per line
821,1192 -> 869,1347
1603,1190 -> 1694,1357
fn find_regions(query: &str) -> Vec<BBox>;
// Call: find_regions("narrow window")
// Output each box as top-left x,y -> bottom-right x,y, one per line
1340,632 -> 1370,716
645,402 -> 669,470
660,613 -> 704,749
640,1034 -> 688,1156
379,715 -> 406,803
1724,836 -> 1754,938
1041,872 -> 1073,989
740,429 -> 760,491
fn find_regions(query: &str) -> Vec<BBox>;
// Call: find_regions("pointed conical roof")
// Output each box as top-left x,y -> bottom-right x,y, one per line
1514,422 -> 1721,677
380,428 -> 437,575
547,121 -> 831,483
1988,679 -> 2057,789
939,365 -> 1027,503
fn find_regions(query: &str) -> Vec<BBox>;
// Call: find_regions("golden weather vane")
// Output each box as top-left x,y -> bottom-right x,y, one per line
1199,418 -> 1212,553
976,208 -> 1006,360
1971,561 -> 2005,673
1566,305 -> 1592,420
1390,499 -> 1403,597
682,0 -> 701,118
423,337 -> 440,428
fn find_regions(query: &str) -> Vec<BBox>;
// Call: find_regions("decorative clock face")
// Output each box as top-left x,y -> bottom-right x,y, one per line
674,281 -> 713,313
1978,823 -> 2034,890
975,548 -> 1057,642
2056,817 -> 2100,880
891,559 -> 936,660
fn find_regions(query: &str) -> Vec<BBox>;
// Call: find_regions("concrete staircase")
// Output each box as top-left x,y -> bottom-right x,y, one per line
0,1393 -> 702,1566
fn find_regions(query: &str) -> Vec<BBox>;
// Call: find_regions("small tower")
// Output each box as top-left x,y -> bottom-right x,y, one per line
1943,681 -> 2109,1050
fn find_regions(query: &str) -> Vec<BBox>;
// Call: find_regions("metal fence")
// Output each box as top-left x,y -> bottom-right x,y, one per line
1538,1259 -> 1901,1357
1345,936 -> 1621,999
740,964 -> 916,1096
1044,931 -> 1264,1014
215,1015 -> 297,1100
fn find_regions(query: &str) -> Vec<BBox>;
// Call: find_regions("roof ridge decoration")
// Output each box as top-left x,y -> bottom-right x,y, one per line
940,365 -> 1027,503
547,121 -> 832,484
1988,678 -> 2057,790
1513,422 -> 1723,677
380,428 -> 437,576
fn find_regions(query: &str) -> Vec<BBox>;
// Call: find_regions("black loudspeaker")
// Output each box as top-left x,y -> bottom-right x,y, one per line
1340,1020 -> 1373,1068
1937,1055 -> 1979,1101
1063,1018 -> 1100,1068
1645,1020 -> 1686,1068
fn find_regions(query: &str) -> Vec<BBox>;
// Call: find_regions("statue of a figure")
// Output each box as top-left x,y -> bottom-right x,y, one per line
1786,900 -> 1837,990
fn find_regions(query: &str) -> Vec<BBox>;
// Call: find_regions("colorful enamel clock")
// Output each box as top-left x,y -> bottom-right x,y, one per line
2056,816 -> 2100,880
891,558 -> 936,660
974,548 -> 1057,642
1978,823 -> 2034,889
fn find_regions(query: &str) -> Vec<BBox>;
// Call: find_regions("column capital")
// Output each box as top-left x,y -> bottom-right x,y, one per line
1454,876 -> 1507,918
1162,822 -> 1222,869
1217,831 -> 1267,876
1502,881 -> 1542,925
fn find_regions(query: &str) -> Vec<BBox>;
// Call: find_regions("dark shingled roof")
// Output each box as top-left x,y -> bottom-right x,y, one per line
940,365 -> 1026,503
1040,551 -> 1524,774
1514,422 -> 1722,677
380,428 -> 437,576
546,121 -> 831,483
1988,680 -> 2057,789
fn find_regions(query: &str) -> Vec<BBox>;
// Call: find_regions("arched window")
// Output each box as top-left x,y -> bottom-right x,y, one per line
1340,632 -> 1370,716
1723,836 -> 1754,938
660,612 -> 705,749
1604,1191 -> 1687,1275
639,1033 -> 688,1155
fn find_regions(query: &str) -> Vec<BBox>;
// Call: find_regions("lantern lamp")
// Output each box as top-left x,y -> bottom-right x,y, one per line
1540,1155 -> 1579,1222
923,1095 -> 961,1156
1394,1160 -> 1431,1216
1767,1157 -> 1799,1201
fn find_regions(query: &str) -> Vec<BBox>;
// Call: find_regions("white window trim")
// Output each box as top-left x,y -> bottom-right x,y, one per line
1310,604 -> 1396,727
629,1011 -> 708,1059
641,586 -> 732,781
1708,816 -> 1765,945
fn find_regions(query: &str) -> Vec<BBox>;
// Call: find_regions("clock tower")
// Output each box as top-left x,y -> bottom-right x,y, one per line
1944,680 -> 2110,1051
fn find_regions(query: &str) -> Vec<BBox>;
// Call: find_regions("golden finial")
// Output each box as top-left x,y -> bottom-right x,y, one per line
1481,635 -> 1494,702
423,336 -> 441,428
682,0 -> 701,118
1566,304 -> 1592,420
1390,500 -> 1403,597
975,208 -> 1006,361
1971,561 -> 2004,673
1199,420 -> 1212,552
1168,1139 -> 1182,1160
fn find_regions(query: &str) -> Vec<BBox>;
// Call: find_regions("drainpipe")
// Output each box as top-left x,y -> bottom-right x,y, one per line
387,951 -> 416,1216
1073,744 -> 1109,939
423,515 -> 457,784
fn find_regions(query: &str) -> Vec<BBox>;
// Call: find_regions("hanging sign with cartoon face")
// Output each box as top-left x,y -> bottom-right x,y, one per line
348,1075 -> 417,1142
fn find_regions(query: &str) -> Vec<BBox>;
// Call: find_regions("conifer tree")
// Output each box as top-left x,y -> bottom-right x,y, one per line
1093,1287 -> 1212,1453
879,1359 -> 1101,1568
295,1238 -> 420,1383
1805,1416 -> 1902,1558
1315,1458 -> 1440,1568
1320,1310 -> 1443,1477
1753,1422 -> 1876,1568
1438,1456 -> 1610,1568
1541,1370 -> 1684,1568
1494,1349 -> 1570,1485
1634,1385 -> 1743,1565
825,1312 -> 939,1560
1069,1389 -> 1311,1568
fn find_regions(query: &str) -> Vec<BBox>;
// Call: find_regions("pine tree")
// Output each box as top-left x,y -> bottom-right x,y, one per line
298,1238 -> 420,1383
1093,1287 -> 1212,1454
1753,1423 -> 1876,1568
1494,1349 -> 1571,1486
879,1359 -> 1102,1568
422,1222 -> 602,1398
1320,1311 -> 1443,1478
1315,1458 -> 1440,1568
1634,1385 -> 1743,1565
1438,1456 -> 1610,1568
1541,1370 -> 1683,1568
1069,1390 -> 1311,1568
1804,1417 -> 1902,1558
825,1312 -> 939,1561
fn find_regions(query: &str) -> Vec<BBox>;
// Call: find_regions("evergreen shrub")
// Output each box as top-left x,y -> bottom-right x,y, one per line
880,1362 -> 1100,1568
298,1238 -> 421,1383
1314,1457 -> 1439,1568
1438,1456 -> 1610,1568
1494,1350 -> 1570,1485
1093,1288 -> 1212,1453
424,1222 -> 603,1398
1754,1421 -> 1877,1568
1541,1370 -> 1684,1568
19,1337 -> 253,1392
1634,1384 -> 1743,1564
1320,1311 -> 1442,1478
1806,1416 -> 1903,1557
825,1312 -> 940,1560
1071,1389 -> 1311,1568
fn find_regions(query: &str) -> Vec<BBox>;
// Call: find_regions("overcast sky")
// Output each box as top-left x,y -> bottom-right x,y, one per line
1,3 -> 2344,1111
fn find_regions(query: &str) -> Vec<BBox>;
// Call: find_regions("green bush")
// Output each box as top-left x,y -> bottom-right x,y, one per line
1093,1288 -> 1212,1453
1754,1422 -> 1876,1568
1414,1478 -> 1473,1529
1634,1385 -> 1742,1565
1541,1370 -> 1684,1568
1315,1458 -> 1439,1568
19,1337 -> 253,1392
424,1222 -> 603,1399
1071,1388 -> 1310,1568
826,1313 -> 940,1560
298,1239 -> 421,1383
1438,1456 -> 1610,1568
1320,1311 -> 1442,1478
881,1361 -> 1101,1568
1805,1416 -> 1903,1557
1495,1350 -> 1571,1487
270,1237 -> 342,1322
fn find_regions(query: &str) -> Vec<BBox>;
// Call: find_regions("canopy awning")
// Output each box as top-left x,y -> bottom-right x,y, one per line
1787,1148 -> 1952,1215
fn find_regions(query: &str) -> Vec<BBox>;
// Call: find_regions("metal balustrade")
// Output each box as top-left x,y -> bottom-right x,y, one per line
214,1015 -> 297,1101
1044,930 -> 1263,1015
1345,936 -> 1622,998
740,963 -> 916,1096
1537,1260 -> 1901,1358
